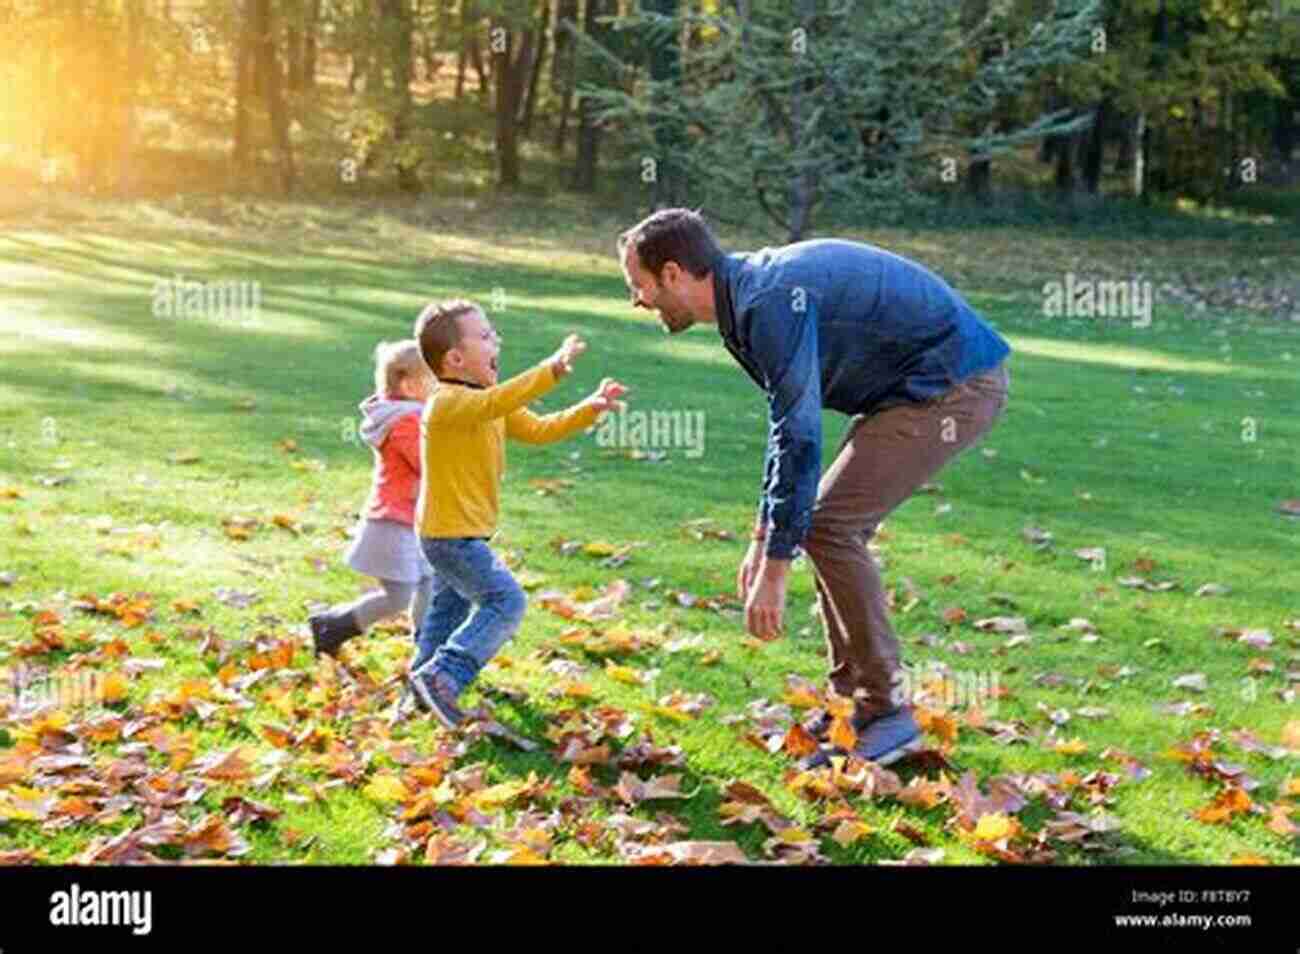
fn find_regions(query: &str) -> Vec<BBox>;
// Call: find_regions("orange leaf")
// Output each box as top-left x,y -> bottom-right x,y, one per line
1192,787 -> 1253,824
783,723 -> 820,758
828,716 -> 857,751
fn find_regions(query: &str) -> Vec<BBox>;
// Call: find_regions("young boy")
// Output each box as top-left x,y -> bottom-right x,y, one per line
408,298 -> 625,726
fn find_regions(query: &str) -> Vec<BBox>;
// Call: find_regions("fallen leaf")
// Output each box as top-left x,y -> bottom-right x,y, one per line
1192,787 -> 1253,824
832,820 -> 874,847
1172,673 -> 1209,692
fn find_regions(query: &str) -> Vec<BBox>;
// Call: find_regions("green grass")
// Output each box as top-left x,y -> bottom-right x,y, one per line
0,198 -> 1298,866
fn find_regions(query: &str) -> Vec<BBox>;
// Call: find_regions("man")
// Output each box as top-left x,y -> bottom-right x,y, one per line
617,208 -> 1010,767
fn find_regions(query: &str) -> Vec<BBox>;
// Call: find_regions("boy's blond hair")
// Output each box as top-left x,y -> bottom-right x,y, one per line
372,339 -> 430,397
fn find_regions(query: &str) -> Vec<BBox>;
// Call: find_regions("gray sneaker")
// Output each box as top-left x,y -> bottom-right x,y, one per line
849,708 -> 924,766
407,666 -> 464,728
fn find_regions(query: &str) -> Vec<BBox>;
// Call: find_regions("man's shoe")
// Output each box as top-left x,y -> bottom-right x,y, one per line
309,610 -> 363,658
849,707 -> 924,766
407,666 -> 465,728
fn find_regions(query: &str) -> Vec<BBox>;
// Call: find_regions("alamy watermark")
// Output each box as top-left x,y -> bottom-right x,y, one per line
1042,272 -> 1153,328
151,274 -> 261,326
594,407 -> 706,459
891,661 -> 1002,714
2,664 -> 108,712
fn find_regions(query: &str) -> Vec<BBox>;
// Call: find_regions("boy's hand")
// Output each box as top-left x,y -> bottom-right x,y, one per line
586,378 -> 627,413
550,334 -> 586,377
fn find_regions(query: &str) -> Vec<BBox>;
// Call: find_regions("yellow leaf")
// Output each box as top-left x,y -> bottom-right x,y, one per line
700,650 -> 722,665
605,662 -> 644,685
1282,720 -> 1300,752
0,486 -> 23,499
98,672 -> 129,704
582,542 -> 616,556
777,827 -> 814,845
782,686 -> 823,710
498,847 -> 550,866
1054,738 -> 1088,755
1284,777 -> 1300,797
973,813 -> 1015,842
471,781 -> 528,812
271,514 -> 300,535
649,705 -> 692,723
1231,854 -> 1271,866
364,774 -> 410,803
169,449 -> 202,464
562,682 -> 595,700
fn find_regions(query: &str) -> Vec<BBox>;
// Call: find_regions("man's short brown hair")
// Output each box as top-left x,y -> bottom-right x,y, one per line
617,207 -> 723,281
414,299 -> 480,376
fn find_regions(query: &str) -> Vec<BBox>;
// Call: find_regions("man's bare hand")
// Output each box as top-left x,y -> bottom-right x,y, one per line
744,559 -> 789,641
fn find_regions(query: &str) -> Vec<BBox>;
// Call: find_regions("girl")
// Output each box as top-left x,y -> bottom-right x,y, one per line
309,340 -> 435,657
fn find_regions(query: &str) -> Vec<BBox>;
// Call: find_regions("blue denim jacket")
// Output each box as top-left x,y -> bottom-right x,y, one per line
710,238 -> 1011,559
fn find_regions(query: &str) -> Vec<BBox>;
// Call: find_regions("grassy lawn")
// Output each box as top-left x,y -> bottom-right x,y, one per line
1,197 -> 1297,866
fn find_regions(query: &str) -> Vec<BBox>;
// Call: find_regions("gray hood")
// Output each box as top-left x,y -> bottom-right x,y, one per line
357,394 -> 424,448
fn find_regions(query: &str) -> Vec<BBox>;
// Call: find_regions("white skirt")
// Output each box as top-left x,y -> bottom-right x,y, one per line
343,518 -> 433,584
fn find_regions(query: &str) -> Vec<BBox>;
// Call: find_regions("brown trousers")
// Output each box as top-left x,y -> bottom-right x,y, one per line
802,362 -> 1010,720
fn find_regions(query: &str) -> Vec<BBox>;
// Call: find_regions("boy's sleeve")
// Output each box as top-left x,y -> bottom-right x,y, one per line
505,401 -> 601,445
389,414 -> 422,473
428,362 -> 557,427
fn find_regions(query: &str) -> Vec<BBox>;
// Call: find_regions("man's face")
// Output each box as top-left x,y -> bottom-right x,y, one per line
622,247 -> 695,334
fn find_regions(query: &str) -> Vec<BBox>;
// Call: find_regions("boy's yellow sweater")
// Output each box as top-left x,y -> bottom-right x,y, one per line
416,361 -> 599,539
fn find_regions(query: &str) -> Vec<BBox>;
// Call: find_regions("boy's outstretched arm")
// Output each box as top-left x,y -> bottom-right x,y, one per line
430,335 -> 586,427
506,378 -> 627,445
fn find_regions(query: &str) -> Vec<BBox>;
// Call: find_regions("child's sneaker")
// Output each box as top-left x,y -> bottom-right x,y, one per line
309,609 -> 362,658
407,665 -> 464,728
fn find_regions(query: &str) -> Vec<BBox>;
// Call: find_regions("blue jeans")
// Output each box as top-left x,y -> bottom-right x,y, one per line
411,537 -> 526,695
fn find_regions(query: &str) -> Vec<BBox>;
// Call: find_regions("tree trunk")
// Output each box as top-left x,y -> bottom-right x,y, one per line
520,0 -> 549,137
233,0 -> 256,170
302,0 -> 319,89
466,1 -> 489,101
384,0 -> 419,191
116,0 -> 141,195
643,0 -> 684,209
286,20 -> 302,90
786,0 -> 816,241
492,16 -> 535,188
572,0 -> 610,191
1114,110 -> 1134,173
254,0 -> 296,194
1081,97 -> 1110,194
552,0 -> 579,153
1054,128 -> 1079,197
1133,110 -> 1147,198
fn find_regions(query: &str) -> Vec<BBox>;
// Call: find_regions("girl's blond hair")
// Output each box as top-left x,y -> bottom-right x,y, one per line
372,339 -> 430,397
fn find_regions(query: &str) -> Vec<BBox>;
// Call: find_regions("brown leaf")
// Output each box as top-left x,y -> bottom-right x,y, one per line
194,746 -> 253,782
625,841 -> 748,865
892,820 -> 929,845
1266,803 -> 1298,837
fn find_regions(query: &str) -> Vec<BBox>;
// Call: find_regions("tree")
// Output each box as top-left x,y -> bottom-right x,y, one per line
580,0 -> 1103,240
